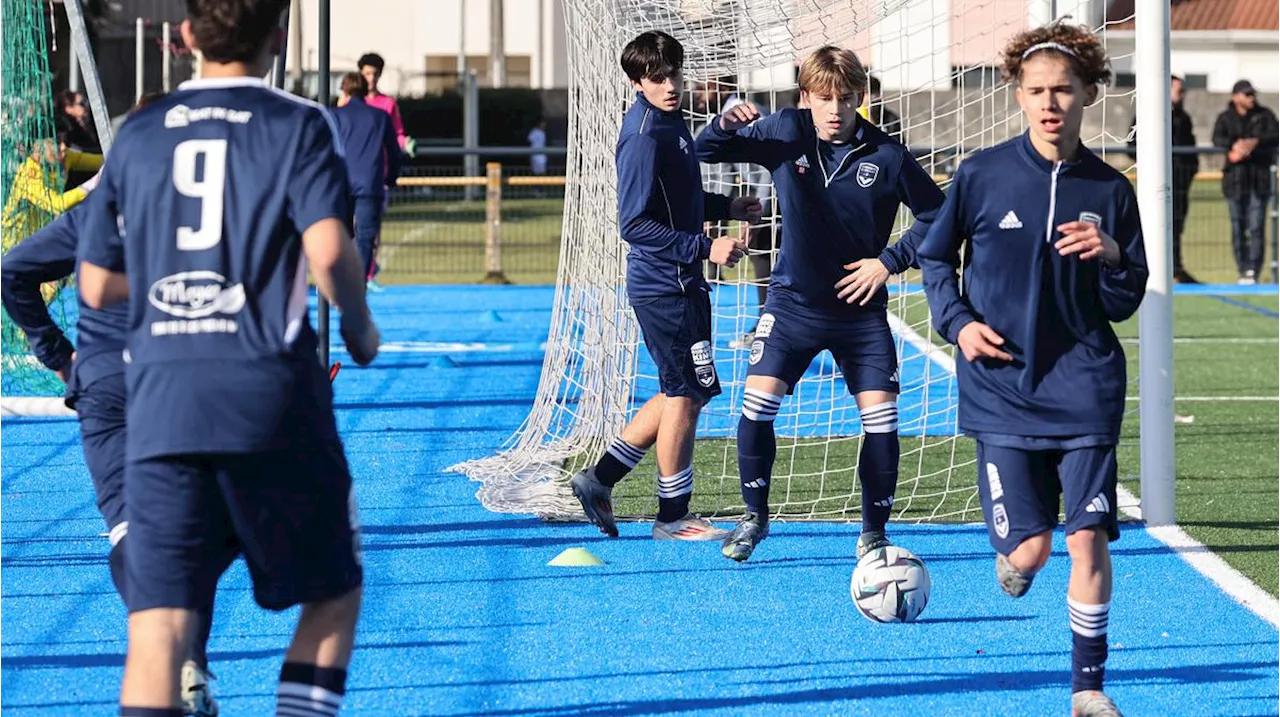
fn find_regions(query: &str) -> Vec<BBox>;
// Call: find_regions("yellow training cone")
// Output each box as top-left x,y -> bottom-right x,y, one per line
548,547 -> 606,567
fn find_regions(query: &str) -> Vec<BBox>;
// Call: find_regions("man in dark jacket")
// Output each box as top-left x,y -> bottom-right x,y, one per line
1212,79 -> 1279,284
1129,75 -> 1200,283
334,71 -> 402,280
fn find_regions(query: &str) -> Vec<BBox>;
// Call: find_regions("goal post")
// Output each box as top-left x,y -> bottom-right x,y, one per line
452,0 -> 1175,526
1134,0 -> 1175,526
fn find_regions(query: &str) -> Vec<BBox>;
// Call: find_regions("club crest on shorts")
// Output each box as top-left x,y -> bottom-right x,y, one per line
992,502 -> 1010,539
696,364 -> 717,387
756,313 -> 776,338
856,162 -> 879,188
749,340 -> 764,365
1079,211 -> 1102,226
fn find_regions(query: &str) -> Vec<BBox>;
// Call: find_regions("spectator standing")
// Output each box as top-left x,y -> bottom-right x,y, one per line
1129,75 -> 1201,283
1212,79 -> 1279,284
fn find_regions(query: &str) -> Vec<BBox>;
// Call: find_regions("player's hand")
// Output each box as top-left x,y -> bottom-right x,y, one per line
720,103 -> 761,131
55,351 -> 75,383
708,236 -> 745,268
1055,221 -> 1121,266
834,258 -> 890,306
340,312 -> 381,366
729,196 -> 763,224
957,321 -> 1013,363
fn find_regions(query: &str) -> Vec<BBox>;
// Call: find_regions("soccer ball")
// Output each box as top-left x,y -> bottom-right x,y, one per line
850,545 -> 931,623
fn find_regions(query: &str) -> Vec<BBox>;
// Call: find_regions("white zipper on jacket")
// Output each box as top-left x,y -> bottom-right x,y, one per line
1044,161 -> 1063,243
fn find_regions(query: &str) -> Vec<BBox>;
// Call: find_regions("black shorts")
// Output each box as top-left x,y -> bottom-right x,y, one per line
124,437 -> 363,613
975,440 -> 1120,556
631,287 -> 721,403
747,304 -> 899,395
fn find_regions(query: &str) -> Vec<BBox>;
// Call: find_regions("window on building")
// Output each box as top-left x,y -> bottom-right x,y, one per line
1181,74 -> 1208,90
425,55 -> 533,93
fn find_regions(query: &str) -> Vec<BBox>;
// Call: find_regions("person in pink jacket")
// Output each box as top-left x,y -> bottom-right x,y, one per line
354,52 -> 415,289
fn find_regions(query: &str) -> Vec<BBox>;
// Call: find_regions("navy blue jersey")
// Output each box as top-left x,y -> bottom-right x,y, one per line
617,93 -> 731,298
0,199 -> 128,391
333,96 -> 401,198
77,76 -> 351,460
917,133 -> 1149,438
695,109 -> 944,316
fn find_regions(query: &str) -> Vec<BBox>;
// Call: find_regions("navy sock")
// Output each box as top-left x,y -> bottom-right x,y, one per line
858,402 -> 899,533
594,437 -> 647,487
1069,598 -> 1109,693
279,661 -> 348,717
739,388 -> 783,516
120,709 -> 183,717
656,466 -> 694,523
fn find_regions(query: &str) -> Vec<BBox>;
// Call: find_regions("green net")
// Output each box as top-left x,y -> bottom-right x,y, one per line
2,0 -> 75,398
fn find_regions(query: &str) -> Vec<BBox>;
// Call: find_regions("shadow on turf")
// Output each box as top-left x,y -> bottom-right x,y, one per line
422,659 -> 1277,717
0,638 -> 470,671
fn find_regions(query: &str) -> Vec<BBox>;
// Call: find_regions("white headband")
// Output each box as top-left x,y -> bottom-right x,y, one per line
1021,41 -> 1078,60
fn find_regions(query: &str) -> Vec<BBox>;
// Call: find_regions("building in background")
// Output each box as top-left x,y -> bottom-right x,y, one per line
289,0 -> 568,96
1106,0 -> 1278,93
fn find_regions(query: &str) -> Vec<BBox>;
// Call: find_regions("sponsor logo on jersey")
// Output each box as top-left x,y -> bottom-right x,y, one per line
149,270 -> 245,319
164,104 -> 254,129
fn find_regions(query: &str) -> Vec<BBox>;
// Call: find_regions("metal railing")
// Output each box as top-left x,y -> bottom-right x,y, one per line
379,148 -> 1278,285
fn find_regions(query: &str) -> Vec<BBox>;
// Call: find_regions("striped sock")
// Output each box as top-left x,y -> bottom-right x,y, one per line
739,388 -> 784,515
278,662 -> 347,717
1068,598 -> 1109,693
593,437 -> 647,487
859,402 -> 900,533
656,465 -> 694,523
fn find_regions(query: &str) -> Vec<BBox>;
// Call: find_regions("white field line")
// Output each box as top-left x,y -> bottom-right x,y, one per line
1120,337 -> 1277,344
1125,396 -> 1279,402
887,312 -> 1280,628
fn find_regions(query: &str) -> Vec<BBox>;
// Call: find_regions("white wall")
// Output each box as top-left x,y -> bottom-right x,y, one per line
289,0 -> 567,94
1107,31 -> 1279,94
872,0 -> 952,91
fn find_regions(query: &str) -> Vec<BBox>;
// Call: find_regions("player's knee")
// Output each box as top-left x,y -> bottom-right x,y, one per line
665,394 -> 704,417
127,607 -> 196,661
1065,526 -> 1110,565
1009,531 -> 1053,575
300,585 -> 363,636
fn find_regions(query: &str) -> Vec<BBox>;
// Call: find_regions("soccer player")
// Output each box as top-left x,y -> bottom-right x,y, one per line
75,1 -> 379,714
917,23 -> 1146,717
569,30 -> 760,541
334,71 -> 402,279
353,51 -> 410,291
0,165 -> 223,717
695,46 -> 945,562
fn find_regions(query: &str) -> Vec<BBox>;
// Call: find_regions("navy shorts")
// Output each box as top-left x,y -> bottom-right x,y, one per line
747,305 -> 899,395
124,437 -> 363,613
975,440 -> 1120,556
631,288 -> 721,403
73,372 -> 127,532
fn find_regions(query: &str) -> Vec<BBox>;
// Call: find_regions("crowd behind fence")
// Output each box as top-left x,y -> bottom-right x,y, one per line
377,148 -> 1279,287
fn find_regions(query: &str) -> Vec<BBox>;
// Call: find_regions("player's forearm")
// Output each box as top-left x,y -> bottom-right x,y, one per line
919,257 -> 977,344
77,261 -> 129,309
1098,254 -> 1149,323
703,192 -> 732,223
620,217 -> 710,264
694,121 -> 759,165
0,277 -> 73,371
303,217 -> 371,319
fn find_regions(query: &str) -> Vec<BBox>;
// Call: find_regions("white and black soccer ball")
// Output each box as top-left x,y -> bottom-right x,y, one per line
850,545 -> 931,623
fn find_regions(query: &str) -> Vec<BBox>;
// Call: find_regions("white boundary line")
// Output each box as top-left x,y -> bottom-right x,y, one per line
1125,396 -> 1279,402
887,312 -> 1280,628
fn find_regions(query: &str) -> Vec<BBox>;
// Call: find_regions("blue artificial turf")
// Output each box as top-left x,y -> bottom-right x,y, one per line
2,285 -> 1276,716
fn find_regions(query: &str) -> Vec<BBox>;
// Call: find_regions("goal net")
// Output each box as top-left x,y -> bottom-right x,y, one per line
453,0 -> 1142,523
1,0 -> 78,409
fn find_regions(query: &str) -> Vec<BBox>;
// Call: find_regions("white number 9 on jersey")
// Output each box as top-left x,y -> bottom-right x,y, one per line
172,139 -> 228,251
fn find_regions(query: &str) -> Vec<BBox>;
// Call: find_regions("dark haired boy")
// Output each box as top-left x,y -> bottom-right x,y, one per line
76,1 -> 378,713
570,30 -> 761,541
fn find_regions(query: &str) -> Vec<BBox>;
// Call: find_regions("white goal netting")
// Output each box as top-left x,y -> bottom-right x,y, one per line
451,0 -> 1140,522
